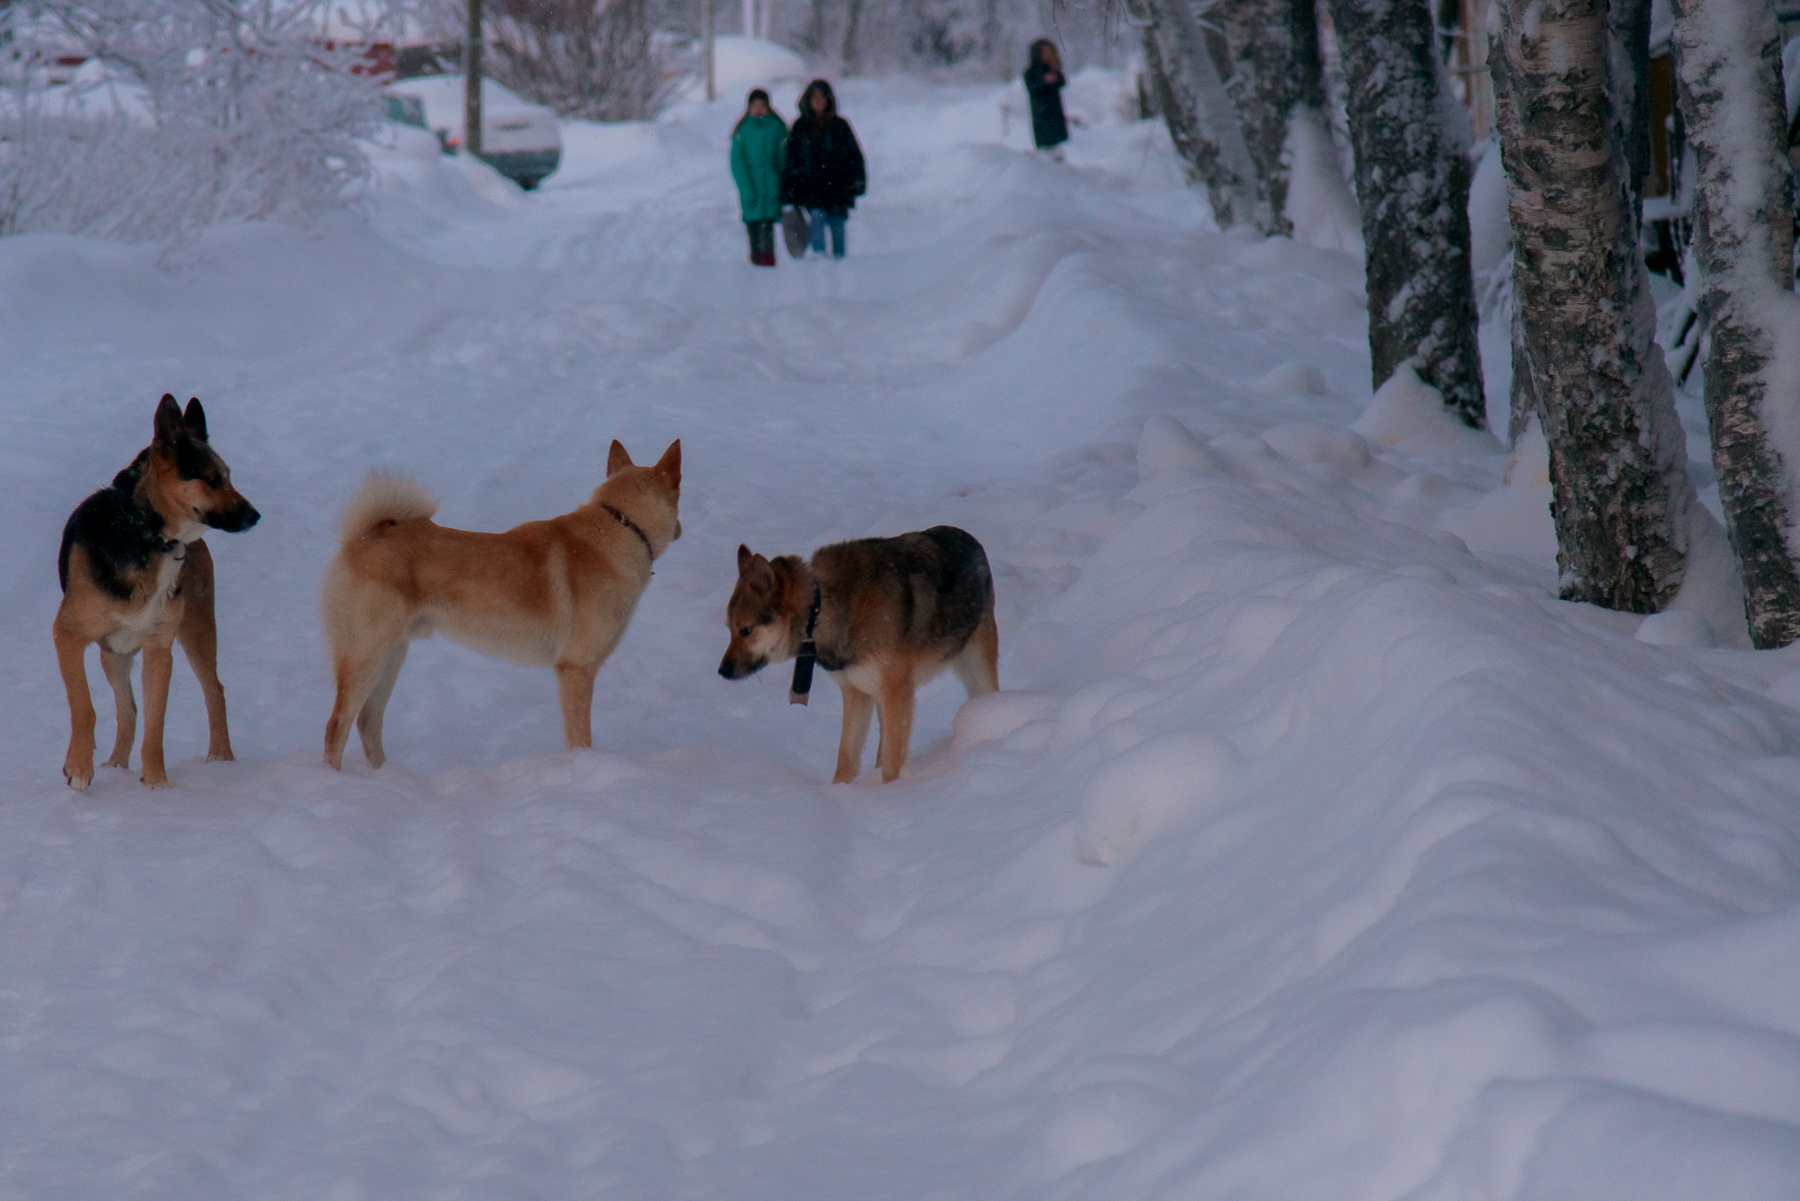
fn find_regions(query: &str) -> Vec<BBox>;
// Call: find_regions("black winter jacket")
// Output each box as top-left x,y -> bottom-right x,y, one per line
1024,62 -> 1069,149
780,116 -> 867,213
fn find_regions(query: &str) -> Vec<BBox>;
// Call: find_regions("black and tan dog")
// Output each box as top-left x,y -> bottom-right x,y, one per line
720,526 -> 999,783
320,439 -> 681,770
54,394 -> 260,791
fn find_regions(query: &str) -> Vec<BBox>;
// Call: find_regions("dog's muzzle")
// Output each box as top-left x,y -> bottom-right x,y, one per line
718,655 -> 765,680
207,504 -> 261,533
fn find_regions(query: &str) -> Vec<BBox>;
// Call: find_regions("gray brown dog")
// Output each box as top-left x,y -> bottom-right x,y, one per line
54,394 -> 260,790
720,526 -> 998,783
320,439 -> 680,770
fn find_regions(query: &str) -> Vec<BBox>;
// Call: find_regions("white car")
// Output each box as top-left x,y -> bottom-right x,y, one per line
383,74 -> 562,190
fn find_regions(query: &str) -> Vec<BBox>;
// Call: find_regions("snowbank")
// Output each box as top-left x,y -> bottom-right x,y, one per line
682,36 -> 811,105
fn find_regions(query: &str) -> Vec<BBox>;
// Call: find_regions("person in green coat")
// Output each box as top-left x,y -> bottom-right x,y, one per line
730,89 -> 787,267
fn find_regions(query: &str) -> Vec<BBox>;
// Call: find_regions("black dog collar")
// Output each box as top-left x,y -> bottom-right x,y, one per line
789,582 -> 822,705
602,504 -> 653,568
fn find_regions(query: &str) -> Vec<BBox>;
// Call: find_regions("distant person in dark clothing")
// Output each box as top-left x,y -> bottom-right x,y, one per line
780,79 -> 866,259
731,88 -> 786,267
1024,39 -> 1069,159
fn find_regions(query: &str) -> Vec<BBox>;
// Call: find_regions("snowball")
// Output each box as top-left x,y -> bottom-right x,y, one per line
1074,730 -> 1239,867
1260,422 -> 1371,471
1635,610 -> 1718,648
1136,415 -> 1216,479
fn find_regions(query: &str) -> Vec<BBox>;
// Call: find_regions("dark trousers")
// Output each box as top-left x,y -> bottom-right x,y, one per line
747,220 -> 776,265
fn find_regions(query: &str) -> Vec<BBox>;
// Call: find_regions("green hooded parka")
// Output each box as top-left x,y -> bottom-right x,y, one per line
730,112 -> 788,225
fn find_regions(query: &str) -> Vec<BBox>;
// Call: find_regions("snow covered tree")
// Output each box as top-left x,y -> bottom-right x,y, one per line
1207,0 -> 1325,239
0,0 -> 377,242
1673,0 -> 1800,647
1124,0 -> 1260,230
482,0 -> 674,121
1324,0 -> 1484,428
1491,0 -> 1697,612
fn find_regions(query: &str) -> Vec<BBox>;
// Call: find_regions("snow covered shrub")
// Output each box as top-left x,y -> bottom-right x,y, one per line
0,0 -> 380,242
487,0 -> 674,121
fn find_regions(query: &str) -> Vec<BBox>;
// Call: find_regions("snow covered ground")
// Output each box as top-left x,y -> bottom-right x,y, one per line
3,74 -> 1800,1201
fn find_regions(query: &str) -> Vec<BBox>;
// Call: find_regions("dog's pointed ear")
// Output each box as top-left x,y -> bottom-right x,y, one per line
654,439 -> 680,486
769,554 -> 807,605
606,440 -> 633,477
153,393 -> 184,448
183,397 -> 208,442
737,543 -> 754,575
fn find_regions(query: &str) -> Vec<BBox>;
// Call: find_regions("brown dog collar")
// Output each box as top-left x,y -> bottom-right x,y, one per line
602,504 -> 653,568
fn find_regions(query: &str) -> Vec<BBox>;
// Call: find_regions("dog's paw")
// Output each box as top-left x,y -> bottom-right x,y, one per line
102,754 -> 131,769
206,750 -> 235,763
140,774 -> 172,790
63,768 -> 92,793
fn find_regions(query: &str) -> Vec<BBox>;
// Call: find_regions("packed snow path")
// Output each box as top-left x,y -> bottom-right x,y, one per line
3,77 -> 1800,1201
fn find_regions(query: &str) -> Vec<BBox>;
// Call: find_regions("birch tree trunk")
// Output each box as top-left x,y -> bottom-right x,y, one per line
1609,0 -> 1651,222
1210,0 -> 1326,239
1125,0 -> 1261,230
1492,0 -> 1696,611
1673,0 -> 1800,647
1324,0 -> 1485,428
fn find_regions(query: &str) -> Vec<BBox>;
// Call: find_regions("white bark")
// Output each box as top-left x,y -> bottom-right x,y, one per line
1125,0 -> 1261,230
1673,0 -> 1800,647
1493,0 -> 1698,611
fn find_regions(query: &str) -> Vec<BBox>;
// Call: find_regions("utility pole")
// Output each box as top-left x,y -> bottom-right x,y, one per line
463,0 -> 483,158
703,0 -> 715,101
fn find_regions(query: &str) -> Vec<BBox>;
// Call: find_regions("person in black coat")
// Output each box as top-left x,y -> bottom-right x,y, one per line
780,79 -> 866,259
1023,39 -> 1069,159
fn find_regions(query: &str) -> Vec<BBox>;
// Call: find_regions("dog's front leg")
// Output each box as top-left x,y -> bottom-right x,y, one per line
176,543 -> 234,762
137,641 -> 175,789
555,660 -> 600,750
875,669 -> 916,784
833,677 -> 874,783
100,649 -> 138,769
55,622 -> 97,791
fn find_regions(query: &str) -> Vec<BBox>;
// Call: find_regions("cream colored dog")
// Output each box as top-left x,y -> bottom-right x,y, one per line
320,439 -> 680,769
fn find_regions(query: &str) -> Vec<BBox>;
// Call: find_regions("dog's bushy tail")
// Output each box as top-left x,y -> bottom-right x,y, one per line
337,473 -> 437,544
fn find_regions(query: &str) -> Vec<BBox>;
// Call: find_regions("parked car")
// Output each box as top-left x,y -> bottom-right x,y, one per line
382,75 -> 562,190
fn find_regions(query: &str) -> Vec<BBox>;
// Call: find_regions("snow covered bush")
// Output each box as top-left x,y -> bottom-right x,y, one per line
396,0 -> 674,123
0,0 -> 380,242
485,0 -> 674,122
